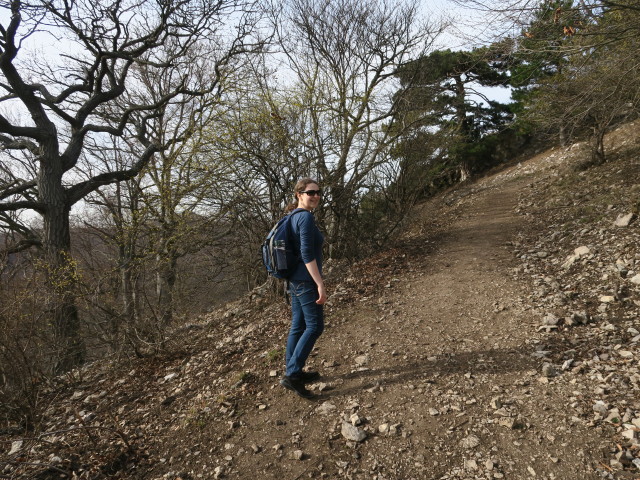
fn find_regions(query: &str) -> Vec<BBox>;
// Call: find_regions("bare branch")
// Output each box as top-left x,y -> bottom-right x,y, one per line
0,133 -> 38,153
0,178 -> 36,200
0,199 -> 45,212
66,144 -> 160,206
2,237 -> 42,254
0,114 -> 45,141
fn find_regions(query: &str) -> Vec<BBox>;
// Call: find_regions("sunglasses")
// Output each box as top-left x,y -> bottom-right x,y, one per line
301,189 -> 322,197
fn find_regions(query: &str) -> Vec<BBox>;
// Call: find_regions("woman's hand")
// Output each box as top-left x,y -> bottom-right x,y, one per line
304,259 -> 326,305
316,284 -> 327,305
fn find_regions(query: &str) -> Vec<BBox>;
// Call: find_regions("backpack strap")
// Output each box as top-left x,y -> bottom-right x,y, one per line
284,279 -> 290,305
287,207 -> 308,258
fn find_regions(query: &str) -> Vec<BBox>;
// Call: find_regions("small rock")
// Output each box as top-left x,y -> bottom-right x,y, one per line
341,422 -> 367,442
465,459 -> 478,470
350,414 -> 362,426
71,390 -> 84,400
610,459 -> 624,470
614,212 -> 635,227
542,314 -> 560,326
570,311 -> 589,324
542,363 -> 556,377
460,435 -> 480,449
574,246 -> 590,256
593,401 -> 609,415
354,355 -> 368,366
292,450 -> 304,460
629,274 -> 640,285
621,429 -> 636,441
316,402 -> 337,415
499,418 -> 517,429
605,408 -> 621,423
599,295 -> 615,303
562,255 -> 578,269
9,441 -> 22,455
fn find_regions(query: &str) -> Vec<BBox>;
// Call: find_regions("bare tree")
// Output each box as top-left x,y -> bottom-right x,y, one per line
109,48 -> 239,333
527,43 -> 640,165
74,137 -> 150,354
0,0 -> 260,372
268,0 -> 441,258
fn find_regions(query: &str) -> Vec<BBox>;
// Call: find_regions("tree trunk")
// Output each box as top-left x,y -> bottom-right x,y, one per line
327,184 -> 354,259
39,162 -> 86,374
119,243 -> 140,347
590,127 -> 606,165
458,160 -> 471,182
454,75 -> 469,134
559,124 -> 568,147
156,249 -> 177,330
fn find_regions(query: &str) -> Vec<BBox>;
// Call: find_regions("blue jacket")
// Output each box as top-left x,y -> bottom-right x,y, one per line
289,210 -> 324,282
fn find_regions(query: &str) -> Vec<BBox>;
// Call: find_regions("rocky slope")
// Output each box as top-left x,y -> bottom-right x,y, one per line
2,122 -> 640,480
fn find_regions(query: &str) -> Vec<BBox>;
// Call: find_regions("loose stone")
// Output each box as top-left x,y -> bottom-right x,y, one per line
460,435 -> 480,449
341,422 -> 367,442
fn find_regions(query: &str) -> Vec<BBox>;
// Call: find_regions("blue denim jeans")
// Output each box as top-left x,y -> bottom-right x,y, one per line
286,280 -> 324,377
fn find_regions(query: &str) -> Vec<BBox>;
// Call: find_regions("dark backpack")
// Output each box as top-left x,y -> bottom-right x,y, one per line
261,208 -> 306,279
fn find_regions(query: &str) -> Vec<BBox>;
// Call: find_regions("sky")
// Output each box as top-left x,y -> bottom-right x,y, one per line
0,0 -> 513,101
0,0 -> 514,228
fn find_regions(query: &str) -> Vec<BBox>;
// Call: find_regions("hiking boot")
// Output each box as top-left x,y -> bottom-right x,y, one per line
298,370 -> 321,383
280,376 -> 315,399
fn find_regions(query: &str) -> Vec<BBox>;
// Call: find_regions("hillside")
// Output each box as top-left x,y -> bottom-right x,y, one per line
3,122 -> 640,480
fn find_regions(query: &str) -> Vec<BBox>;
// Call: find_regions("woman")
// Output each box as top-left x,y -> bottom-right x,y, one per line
280,178 -> 326,399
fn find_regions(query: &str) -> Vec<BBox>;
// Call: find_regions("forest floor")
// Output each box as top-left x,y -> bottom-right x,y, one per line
3,122 -> 640,480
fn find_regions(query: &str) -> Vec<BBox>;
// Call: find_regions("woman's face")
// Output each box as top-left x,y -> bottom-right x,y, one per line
297,183 -> 321,211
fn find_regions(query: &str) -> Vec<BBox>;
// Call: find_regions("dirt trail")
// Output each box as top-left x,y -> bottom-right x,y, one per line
222,164 -> 608,479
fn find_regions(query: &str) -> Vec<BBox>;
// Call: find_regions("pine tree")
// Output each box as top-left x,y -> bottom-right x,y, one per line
393,47 -> 512,184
